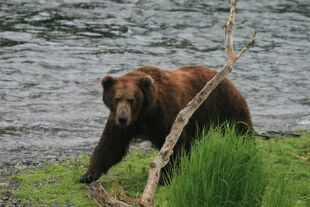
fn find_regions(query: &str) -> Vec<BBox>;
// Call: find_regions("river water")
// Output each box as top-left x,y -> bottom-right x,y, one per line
0,0 -> 309,166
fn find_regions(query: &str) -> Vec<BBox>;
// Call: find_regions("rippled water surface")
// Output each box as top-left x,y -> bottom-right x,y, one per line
1,0 -> 309,165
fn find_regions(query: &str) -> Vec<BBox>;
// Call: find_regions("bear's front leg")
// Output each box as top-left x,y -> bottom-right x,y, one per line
80,120 -> 134,183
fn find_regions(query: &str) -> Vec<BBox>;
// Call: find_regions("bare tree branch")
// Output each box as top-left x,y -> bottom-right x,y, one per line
225,0 -> 237,61
140,0 -> 256,206
88,0 -> 256,206
88,182 -> 133,207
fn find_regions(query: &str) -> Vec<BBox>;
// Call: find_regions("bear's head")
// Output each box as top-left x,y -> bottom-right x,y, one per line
101,73 -> 155,127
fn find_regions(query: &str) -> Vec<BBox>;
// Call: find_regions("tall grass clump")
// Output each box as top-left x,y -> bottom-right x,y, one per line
165,126 -> 267,207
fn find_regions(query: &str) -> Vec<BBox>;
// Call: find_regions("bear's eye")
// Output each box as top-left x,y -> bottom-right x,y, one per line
128,98 -> 134,103
114,97 -> 121,102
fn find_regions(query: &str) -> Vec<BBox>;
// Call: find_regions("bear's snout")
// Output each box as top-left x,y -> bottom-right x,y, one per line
116,102 -> 132,127
118,117 -> 127,127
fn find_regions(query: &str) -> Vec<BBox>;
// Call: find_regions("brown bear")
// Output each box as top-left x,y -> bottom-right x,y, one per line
80,65 -> 252,184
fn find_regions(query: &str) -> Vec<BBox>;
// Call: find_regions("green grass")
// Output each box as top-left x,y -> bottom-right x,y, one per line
156,127 -> 268,207
258,132 -> 310,207
263,174 -> 294,207
10,156 -> 96,207
4,150 -> 156,207
1,131 -> 309,207
155,131 -> 310,207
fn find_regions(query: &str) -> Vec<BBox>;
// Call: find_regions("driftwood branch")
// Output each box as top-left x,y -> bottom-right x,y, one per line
225,0 -> 236,61
140,0 -> 256,206
88,0 -> 255,206
88,182 -> 133,207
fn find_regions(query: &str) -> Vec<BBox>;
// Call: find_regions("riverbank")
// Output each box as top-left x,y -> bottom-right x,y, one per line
1,0 -> 310,167
0,132 -> 309,207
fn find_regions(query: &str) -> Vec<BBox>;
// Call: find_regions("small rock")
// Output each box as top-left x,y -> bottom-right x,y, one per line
0,182 -> 9,187
4,190 -> 12,198
12,197 -> 19,205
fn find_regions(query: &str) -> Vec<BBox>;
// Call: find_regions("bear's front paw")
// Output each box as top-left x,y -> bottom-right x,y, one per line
79,172 -> 100,184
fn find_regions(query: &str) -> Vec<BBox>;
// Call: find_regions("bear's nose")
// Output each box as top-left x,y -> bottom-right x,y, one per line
118,117 -> 128,127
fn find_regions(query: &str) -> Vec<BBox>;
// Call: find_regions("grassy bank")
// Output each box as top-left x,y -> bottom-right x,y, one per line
0,131 -> 309,207
0,150 -> 157,206
258,132 -> 310,207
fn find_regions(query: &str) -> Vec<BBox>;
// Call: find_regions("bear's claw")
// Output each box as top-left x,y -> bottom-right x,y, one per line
80,173 -> 96,184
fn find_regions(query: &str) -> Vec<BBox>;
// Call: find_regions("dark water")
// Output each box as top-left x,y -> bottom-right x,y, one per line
0,0 -> 309,166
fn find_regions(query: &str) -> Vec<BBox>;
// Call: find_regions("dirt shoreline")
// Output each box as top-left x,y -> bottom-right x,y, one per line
0,139 -> 153,207
0,131 -> 304,174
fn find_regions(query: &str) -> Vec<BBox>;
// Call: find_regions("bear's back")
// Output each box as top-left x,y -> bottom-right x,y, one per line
134,65 -> 216,86
133,65 -> 252,134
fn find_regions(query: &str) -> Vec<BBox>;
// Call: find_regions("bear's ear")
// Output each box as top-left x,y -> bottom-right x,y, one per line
139,75 -> 154,90
101,76 -> 115,90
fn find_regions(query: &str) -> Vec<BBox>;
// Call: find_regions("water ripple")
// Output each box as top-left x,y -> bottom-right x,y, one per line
0,0 -> 309,164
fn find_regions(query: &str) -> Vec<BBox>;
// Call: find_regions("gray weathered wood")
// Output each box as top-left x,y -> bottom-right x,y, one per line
88,1 -> 255,206
140,0 -> 256,206
88,182 -> 133,207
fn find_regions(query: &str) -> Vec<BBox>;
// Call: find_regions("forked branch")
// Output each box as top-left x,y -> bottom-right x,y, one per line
140,0 -> 255,206
88,0 -> 256,206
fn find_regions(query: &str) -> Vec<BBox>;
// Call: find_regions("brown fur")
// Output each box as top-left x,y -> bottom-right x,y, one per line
80,65 -> 252,184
